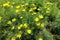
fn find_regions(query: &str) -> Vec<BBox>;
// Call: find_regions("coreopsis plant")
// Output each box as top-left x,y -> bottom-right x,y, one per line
0,0 -> 60,40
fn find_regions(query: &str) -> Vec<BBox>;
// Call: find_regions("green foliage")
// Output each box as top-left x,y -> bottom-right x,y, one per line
0,0 -> 60,40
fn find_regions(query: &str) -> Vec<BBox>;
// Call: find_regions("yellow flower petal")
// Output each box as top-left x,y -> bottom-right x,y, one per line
27,29 -> 32,34
31,4 -> 35,6
20,16 -> 23,19
18,24 -> 23,30
46,10 -> 50,13
10,6 -> 13,8
38,38 -> 43,40
25,3 -> 29,6
47,8 -> 50,11
36,22 -> 40,26
21,5 -> 24,7
12,18 -> 16,22
33,7 -> 37,10
15,10 -> 20,13
7,21 -> 12,24
11,26 -> 15,30
22,9 -> 26,12
46,2 -> 53,5
0,16 -> 2,22
33,12 -> 36,15
39,15 -> 44,19
41,23 -> 45,28
23,23 -> 27,28
17,33 -> 22,38
34,17 -> 39,22
3,2 -> 10,7
11,37 -> 16,40
37,8 -> 40,10
16,6 -> 20,9
29,8 -> 33,12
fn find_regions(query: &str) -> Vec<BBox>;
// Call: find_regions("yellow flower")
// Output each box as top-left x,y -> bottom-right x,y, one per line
16,5 -> 20,9
41,23 -> 45,28
33,7 -> 37,10
25,3 -> 29,6
12,18 -> 16,22
10,6 -> 13,8
31,4 -> 35,6
22,9 -> 26,12
11,37 -> 16,40
47,8 -> 50,11
18,24 -> 23,30
17,33 -> 22,38
38,38 -> 43,40
15,9 -> 20,13
32,14 -> 34,15
32,12 -> 36,15
12,2 -> 15,4
34,17 -> 39,22
23,23 -> 27,28
46,2 -> 50,4
29,8 -> 33,12
21,5 -> 24,7
46,2 -> 53,5
37,8 -> 40,10
33,12 -> 36,14
20,16 -> 23,19
46,8 -> 50,13
11,26 -> 15,30
36,22 -> 40,26
3,2 -> 10,7
44,6 -> 47,8
7,21 -> 12,24
0,16 -> 2,22
27,29 -> 32,34
39,15 -> 44,19
46,10 -> 50,13
18,26 -> 21,30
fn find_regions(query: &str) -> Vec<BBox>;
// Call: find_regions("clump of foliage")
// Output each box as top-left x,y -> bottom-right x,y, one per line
0,0 -> 60,40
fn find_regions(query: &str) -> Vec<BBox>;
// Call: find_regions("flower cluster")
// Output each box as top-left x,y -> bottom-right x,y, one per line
0,0 -> 57,40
